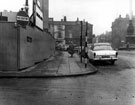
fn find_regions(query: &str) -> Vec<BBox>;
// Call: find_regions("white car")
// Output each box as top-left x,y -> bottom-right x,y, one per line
88,43 -> 118,64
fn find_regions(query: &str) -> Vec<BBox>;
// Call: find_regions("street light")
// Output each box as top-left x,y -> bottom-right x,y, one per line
80,21 -> 83,63
84,22 -> 88,68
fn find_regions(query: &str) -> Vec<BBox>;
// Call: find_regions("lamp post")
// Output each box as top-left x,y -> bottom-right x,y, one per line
84,22 -> 88,68
25,0 -> 29,15
80,21 -> 83,63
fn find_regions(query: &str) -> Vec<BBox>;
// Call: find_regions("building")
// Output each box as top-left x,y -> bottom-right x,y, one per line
1,10 -> 17,22
49,16 -> 93,47
111,15 -> 134,48
0,12 -> 8,21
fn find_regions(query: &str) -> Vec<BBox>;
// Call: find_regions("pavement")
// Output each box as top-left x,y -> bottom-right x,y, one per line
0,51 -> 97,78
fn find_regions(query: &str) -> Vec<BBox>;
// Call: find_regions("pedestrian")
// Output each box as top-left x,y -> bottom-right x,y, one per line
126,42 -> 129,50
68,43 -> 74,57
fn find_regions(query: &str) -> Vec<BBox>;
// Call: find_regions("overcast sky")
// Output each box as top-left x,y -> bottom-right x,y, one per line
0,0 -> 135,35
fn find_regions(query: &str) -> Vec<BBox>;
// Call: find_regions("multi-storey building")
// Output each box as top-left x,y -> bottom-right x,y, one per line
49,16 -> 93,46
111,15 -> 135,48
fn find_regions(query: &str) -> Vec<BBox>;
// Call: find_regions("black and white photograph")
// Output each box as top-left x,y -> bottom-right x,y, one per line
0,0 -> 135,105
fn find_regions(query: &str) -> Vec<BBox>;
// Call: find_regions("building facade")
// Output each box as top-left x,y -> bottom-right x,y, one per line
1,10 -> 17,22
49,16 -> 93,46
111,15 -> 135,48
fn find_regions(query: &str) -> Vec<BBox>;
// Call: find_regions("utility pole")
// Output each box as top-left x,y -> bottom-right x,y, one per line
85,22 -> 88,68
80,21 -> 83,63
25,0 -> 29,15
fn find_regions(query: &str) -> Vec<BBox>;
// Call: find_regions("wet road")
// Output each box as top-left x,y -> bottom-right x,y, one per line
0,51 -> 135,105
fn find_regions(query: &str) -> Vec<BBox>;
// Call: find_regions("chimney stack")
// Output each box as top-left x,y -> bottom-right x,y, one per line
64,16 -> 67,22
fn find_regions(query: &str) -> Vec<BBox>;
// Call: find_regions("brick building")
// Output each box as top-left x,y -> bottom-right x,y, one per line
49,16 -> 93,46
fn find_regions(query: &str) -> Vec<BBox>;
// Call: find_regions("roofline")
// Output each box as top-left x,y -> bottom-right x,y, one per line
93,43 -> 111,45
49,21 -> 93,26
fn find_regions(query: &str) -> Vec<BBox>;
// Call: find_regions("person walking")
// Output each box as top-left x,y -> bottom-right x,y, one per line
67,43 -> 74,57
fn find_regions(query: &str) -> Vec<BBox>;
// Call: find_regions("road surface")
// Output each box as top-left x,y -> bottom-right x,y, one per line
0,51 -> 134,105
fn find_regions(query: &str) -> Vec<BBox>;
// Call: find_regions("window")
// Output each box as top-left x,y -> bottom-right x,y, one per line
93,45 -> 113,51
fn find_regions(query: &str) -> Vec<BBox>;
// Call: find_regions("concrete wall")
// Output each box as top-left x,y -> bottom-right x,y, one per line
0,22 -> 18,71
19,26 -> 55,69
0,22 -> 55,71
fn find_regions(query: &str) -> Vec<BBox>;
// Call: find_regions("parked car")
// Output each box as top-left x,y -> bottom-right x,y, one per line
62,44 -> 69,51
74,46 -> 81,53
88,43 -> 118,64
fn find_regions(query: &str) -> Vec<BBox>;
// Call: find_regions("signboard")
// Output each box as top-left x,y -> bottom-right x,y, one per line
33,0 -> 43,30
16,10 -> 29,27
35,5 -> 43,30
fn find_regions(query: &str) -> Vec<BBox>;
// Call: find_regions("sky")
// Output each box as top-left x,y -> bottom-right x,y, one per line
0,0 -> 135,35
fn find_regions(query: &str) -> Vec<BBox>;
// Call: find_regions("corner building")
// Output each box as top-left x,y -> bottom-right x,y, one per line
49,17 -> 93,46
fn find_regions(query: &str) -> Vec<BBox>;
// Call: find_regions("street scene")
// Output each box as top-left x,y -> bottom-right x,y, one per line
0,0 -> 135,105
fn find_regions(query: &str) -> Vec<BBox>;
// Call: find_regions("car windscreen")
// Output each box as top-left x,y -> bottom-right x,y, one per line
93,45 -> 113,51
